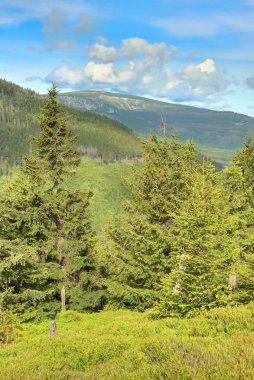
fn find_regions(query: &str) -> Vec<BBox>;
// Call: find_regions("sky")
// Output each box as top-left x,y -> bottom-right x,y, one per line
0,0 -> 254,115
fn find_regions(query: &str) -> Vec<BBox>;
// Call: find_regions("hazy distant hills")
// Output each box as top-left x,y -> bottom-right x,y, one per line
0,80 -> 140,173
59,91 -> 254,164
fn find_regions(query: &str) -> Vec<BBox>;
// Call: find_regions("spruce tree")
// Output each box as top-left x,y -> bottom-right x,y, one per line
154,160 -> 239,317
0,86 -> 104,319
104,133 -> 199,311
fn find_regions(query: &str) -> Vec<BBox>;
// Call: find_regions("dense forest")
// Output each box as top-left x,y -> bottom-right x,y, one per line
0,79 -> 141,175
0,86 -> 254,379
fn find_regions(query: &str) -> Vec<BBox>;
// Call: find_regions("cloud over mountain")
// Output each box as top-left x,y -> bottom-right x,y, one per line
46,38 -> 231,104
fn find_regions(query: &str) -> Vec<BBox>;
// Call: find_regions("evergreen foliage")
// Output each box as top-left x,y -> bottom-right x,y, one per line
223,137 -> 254,304
155,161 -> 239,317
0,86 -> 105,321
104,133 -> 199,311
0,78 -> 141,171
1,83 -> 254,322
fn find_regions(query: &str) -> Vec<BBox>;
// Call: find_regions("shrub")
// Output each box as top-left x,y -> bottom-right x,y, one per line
0,310 -> 22,343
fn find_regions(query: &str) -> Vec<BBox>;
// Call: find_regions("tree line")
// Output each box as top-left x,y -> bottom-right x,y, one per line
0,79 -> 141,173
0,86 -> 253,321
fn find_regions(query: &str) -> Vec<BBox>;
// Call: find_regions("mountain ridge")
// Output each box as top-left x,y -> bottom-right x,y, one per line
58,90 -> 254,164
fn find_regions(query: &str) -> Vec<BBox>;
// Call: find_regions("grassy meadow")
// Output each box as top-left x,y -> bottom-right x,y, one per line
66,157 -> 135,230
0,157 -> 134,231
0,303 -> 254,379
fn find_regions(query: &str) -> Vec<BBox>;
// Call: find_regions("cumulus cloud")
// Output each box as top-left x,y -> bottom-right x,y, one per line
164,59 -> 230,102
46,38 -> 232,105
47,65 -> 86,87
246,76 -> 254,89
89,43 -> 117,63
87,38 -> 176,65
120,38 -> 176,61
196,59 -> 216,73
84,62 -> 116,83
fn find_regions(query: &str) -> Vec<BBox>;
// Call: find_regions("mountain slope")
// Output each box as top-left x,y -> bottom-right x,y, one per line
0,80 -> 141,173
58,91 -> 254,164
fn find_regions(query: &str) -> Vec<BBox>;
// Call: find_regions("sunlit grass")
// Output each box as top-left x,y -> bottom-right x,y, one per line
0,303 -> 254,379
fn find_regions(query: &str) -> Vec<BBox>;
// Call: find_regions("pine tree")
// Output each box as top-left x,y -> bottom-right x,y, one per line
104,133 -> 199,311
0,86 -> 104,320
154,160 -> 239,317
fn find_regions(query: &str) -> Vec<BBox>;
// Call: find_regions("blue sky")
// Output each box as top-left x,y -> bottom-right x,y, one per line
1,0 -> 254,115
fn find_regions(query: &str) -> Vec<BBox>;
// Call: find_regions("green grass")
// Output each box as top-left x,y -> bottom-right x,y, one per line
197,145 -> 236,166
0,303 -> 254,379
0,157 -> 136,231
66,158 -> 135,230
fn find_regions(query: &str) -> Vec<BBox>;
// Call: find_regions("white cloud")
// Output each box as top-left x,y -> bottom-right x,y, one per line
196,59 -> 216,73
84,61 -> 116,83
47,65 -> 85,86
120,38 -> 176,62
46,38 -> 232,105
0,1 -> 99,35
0,1 -> 94,19
89,43 -> 117,63
163,60 -> 230,101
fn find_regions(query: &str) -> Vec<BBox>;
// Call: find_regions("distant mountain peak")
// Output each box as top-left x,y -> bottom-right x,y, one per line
58,90 -> 254,165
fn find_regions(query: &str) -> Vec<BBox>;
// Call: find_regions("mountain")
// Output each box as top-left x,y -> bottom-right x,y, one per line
0,80 -> 141,174
58,91 -> 254,165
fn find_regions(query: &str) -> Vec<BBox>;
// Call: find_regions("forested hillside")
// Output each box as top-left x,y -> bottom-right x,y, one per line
59,91 -> 254,165
0,80 -> 141,174
1,86 -> 254,379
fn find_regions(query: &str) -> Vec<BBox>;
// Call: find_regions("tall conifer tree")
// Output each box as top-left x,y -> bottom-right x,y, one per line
0,86 -> 104,320
155,160 -> 238,317
104,133 -> 199,311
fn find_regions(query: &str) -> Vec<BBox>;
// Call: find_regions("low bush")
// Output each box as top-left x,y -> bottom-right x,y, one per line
0,304 -> 253,379
0,310 -> 22,343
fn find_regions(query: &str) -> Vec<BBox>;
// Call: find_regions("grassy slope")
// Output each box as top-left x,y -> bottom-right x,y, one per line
0,158 -> 134,231
0,303 -> 254,379
59,91 -> 254,165
66,158 -> 134,230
